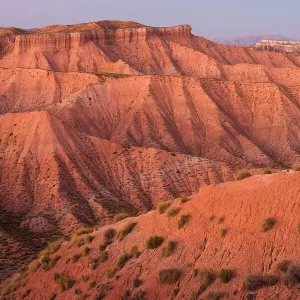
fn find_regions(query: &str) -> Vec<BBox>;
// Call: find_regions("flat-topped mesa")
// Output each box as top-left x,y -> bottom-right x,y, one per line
15,25 -> 192,52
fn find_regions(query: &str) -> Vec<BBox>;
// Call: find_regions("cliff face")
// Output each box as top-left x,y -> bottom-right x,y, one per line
15,25 -> 192,52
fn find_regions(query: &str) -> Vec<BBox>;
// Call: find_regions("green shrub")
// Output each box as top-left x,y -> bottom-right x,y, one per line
130,245 -> 141,258
47,255 -> 61,270
89,281 -> 96,289
180,195 -> 189,203
220,228 -> 228,238
53,273 -> 75,292
146,236 -> 165,249
218,216 -> 225,224
28,260 -> 41,273
118,223 -> 136,240
263,168 -> 272,174
157,202 -> 171,214
193,269 -> 216,297
104,228 -> 116,241
1,276 -> 22,296
133,278 -> 142,288
41,253 -> 51,269
234,169 -> 251,181
159,269 -> 181,284
47,238 -> 65,254
282,264 -> 300,288
245,274 -> 279,291
114,212 -> 130,222
178,214 -> 191,229
167,207 -> 181,217
98,251 -> 109,263
209,215 -> 215,222
107,268 -> 117,279
88,251 -> 108,270
219,269 -> 234,283
72,253 -> 82,263
86,235 -> 95,243
72,234 -> 85,247
117,253 -> 132,269
262,217 -> 276,232
83,246 -> 90,256
206,292 -> 225,300
162,241 -> 177,257
276,260 -> 291,273
76,226 -> 96,235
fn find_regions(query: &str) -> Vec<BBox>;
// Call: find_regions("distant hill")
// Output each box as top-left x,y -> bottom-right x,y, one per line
214,34 -> 293,46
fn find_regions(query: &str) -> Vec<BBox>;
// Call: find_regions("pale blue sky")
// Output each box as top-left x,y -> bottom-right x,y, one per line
1,0 -> 299,39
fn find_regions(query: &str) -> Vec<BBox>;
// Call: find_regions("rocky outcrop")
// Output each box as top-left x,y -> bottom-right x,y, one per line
15,25 -> 192,52
255,39 -> 300,54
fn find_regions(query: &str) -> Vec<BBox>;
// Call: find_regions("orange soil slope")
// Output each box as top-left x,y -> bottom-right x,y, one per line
0,111 -> 233,279
0,68 -> 102,113
0,21 -> 300,283
50,75 -> 300,167
3,171 -> 300,299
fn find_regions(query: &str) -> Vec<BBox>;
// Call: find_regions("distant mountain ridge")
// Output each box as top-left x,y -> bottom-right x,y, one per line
214,34 -> 295,46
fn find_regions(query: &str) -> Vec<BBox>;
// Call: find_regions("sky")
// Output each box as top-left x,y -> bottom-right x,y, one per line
1,0 -> 300,39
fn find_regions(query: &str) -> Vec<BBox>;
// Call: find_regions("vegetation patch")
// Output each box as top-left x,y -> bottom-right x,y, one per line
86,235 -> 94,243
234,169 -> 251,181
206,292 -> 225,300
146,236 -> 165,249
219,269 -> 235,283
245,274 -> 279,291
193,269 -> 216,297
54,273 -> 75,292
114,212 -> 130,222
72,253 -> 82,263
218,216 -> 225,224
277,262 -> 300,288
262,217 -> 276,232
47,238 -> 65,254
162,241 -> 177,257
83,246 -> 90,256
28,260 -> 41,273
220,228 -> 228,238
178,214 -> 191,229
157,201 -> 171,214
263,168 -> 272,174
1,276 -> 23,296
118,222 -> 136,240
117,253 -> 132,269
88,251 -> 108,270
180,195 -> 189,203
159,269 -> 181,284
167,207 -> 181,217
72,234 -> 85,247
75,226 -> 96,235
104,228 -> 116,242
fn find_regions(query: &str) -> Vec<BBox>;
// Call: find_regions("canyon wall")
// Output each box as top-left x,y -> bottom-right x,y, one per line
15,25 -> 192,52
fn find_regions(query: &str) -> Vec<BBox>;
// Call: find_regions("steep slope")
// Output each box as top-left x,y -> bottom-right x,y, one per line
0,68 -> 102,113
1,20 -> 300,285
0,111 -> 233,279
49,75 -> 300,167
2,171 -> 300,299
1,21 -> 299,75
